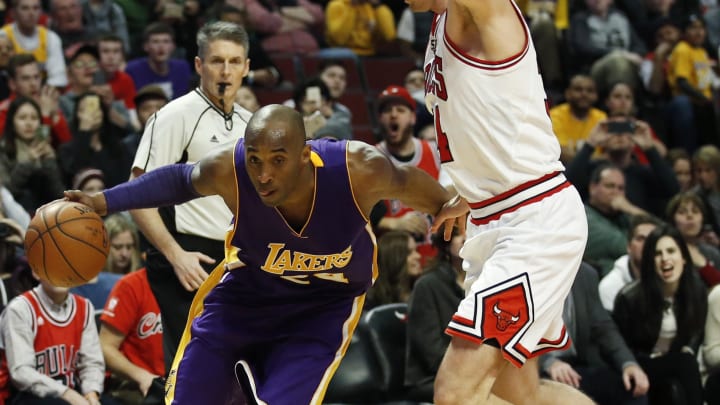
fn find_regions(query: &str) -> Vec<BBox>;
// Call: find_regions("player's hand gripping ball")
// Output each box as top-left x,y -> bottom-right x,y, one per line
24,201 -> 109,287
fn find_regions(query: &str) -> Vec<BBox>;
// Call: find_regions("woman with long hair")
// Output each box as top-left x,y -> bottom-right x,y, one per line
365,230 -> 421,309
0,97 -> 64,211
667,192 -> 720,287
58,92 -> 132,188
103,214 -> 142,275
613,225 -> 707,404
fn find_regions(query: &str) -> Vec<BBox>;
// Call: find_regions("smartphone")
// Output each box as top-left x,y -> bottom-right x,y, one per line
607,120 -> 635,134
92,70 -> 106,86
35,125 -> 50,141
84,95 -> 102,117
305,86 -> 322,105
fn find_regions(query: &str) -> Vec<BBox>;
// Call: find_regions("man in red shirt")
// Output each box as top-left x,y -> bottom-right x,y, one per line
97,33 -> 138,129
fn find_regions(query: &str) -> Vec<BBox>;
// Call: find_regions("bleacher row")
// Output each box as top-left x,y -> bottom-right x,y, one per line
256,54 -> 419,145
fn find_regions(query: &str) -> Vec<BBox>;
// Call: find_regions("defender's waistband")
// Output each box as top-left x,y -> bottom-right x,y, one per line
468,171 -> 571,226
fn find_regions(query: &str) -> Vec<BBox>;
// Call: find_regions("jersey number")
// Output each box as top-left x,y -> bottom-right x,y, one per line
434,106 -> 454,163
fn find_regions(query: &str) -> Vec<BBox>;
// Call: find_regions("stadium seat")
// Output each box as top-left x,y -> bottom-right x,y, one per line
364,303 -> 410,401
300,56 -> 364,91
361,58 -> 417,92
269,53 -> 300,85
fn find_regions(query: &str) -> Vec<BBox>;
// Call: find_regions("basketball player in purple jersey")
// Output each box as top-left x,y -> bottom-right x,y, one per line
406,0 -> 602,403
64,104 -> 456,404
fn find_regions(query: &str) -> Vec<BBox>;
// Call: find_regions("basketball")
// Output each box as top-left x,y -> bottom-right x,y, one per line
24,201 -> 109,288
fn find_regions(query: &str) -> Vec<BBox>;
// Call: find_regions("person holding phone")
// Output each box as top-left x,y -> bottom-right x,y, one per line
566,110 -> 680,216
0,96 -> 64,212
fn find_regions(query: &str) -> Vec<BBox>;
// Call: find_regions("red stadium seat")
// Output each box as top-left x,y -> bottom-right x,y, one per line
300,56 -> 364,91
361,57 -> 417,92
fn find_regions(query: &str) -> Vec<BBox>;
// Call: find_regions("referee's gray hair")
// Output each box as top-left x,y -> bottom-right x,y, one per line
197,21 -> 250,59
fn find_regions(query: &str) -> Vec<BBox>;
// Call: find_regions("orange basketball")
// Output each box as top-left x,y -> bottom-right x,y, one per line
24,201 -> 109,288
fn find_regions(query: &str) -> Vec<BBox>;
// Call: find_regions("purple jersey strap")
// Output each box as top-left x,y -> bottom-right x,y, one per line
104,164 -> 201,214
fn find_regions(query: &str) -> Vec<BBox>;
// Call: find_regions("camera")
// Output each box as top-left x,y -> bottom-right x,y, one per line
607,120 -> 635,134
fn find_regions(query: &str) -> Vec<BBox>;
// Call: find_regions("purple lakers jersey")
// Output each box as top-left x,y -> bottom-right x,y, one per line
219,138 -> 376,304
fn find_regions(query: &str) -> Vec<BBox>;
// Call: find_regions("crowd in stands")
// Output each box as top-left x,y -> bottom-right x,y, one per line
0,0 -> 714,403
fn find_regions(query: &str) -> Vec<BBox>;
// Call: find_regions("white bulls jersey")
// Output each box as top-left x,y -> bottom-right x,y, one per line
423,7 -> 564,204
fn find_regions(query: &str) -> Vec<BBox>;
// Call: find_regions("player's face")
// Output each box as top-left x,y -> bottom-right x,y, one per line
673,201 -> 703,238
653,236 -> 685,288
320,66 -> 346,100
379,103 -> 416,146
98,40 -> 124,73
695,163 -> 717,191
109,230 -> 135,272
10,63 -> 42,98
196,39 -> 249,102
605,83 -> 634,117
406,237 -> 422,277
628,223 -> 656,270
13,102 -> 40,142
246,126 -> 310,207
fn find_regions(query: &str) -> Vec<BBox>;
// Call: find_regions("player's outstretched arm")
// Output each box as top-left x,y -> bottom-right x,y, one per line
65,143 -> 237,216
347,140 -> 452,220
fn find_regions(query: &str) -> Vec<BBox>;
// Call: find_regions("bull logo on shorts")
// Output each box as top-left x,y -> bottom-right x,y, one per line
492,301 -> 520,331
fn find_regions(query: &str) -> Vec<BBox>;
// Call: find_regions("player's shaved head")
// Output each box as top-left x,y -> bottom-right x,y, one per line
246,104 -> 306,149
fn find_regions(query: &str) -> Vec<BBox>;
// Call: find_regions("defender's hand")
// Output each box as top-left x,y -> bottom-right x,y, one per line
431,194 -> 469,241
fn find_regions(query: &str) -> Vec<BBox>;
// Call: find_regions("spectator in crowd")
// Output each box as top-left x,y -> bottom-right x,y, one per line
692,145 -> 720,234
293,77 -> 351,140
114,0 -> 152,58
99,266 -> 164,405
666,14 -> 717,152
0,272 -> 117,404
234,84 -> 259,113
81,0 -> 131,53
245,0 -> 324,55
103,213 -> 142,275
583,164 -> 648,276
59,44 -> 131,131
396,7 -> 432,65
550,75 -> 607,164
316,59 -> 351,128
405,228 -> 465,402
97,33 -> 138,129
58,91 -> 133,188
613,225 -> 707,405
0,96 -> 63,212
0,0 -> 67,87
640,17 -> 681,98
123,84 -> 168,157
541,262 -> 650,405
520,0 -> 566,92
325,0 -> 396,56
49,0 -> 91,55
703,285 -> 720,405
603,81 -> 667,162
0,218 -> 33,314
0,54 -> 72,145
372,85 -> 441,264
666,192 -> 720,288
72,166 -> 106,194
568,0 -> 646,93
215,4 -> 281,89
365,230 -> 422,310
403,67 -> 433,137
599,214 -> 663,311
0,35 -> 14,101
125,22 -> 192,100
667,148 -> 694,192
566,111 -> 679,216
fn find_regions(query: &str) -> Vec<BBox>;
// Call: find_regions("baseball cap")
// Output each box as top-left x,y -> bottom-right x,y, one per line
134,84 -> 169,107
68,44 -> 99,64
377,85 -> 416,112
72,168 -> 105,190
